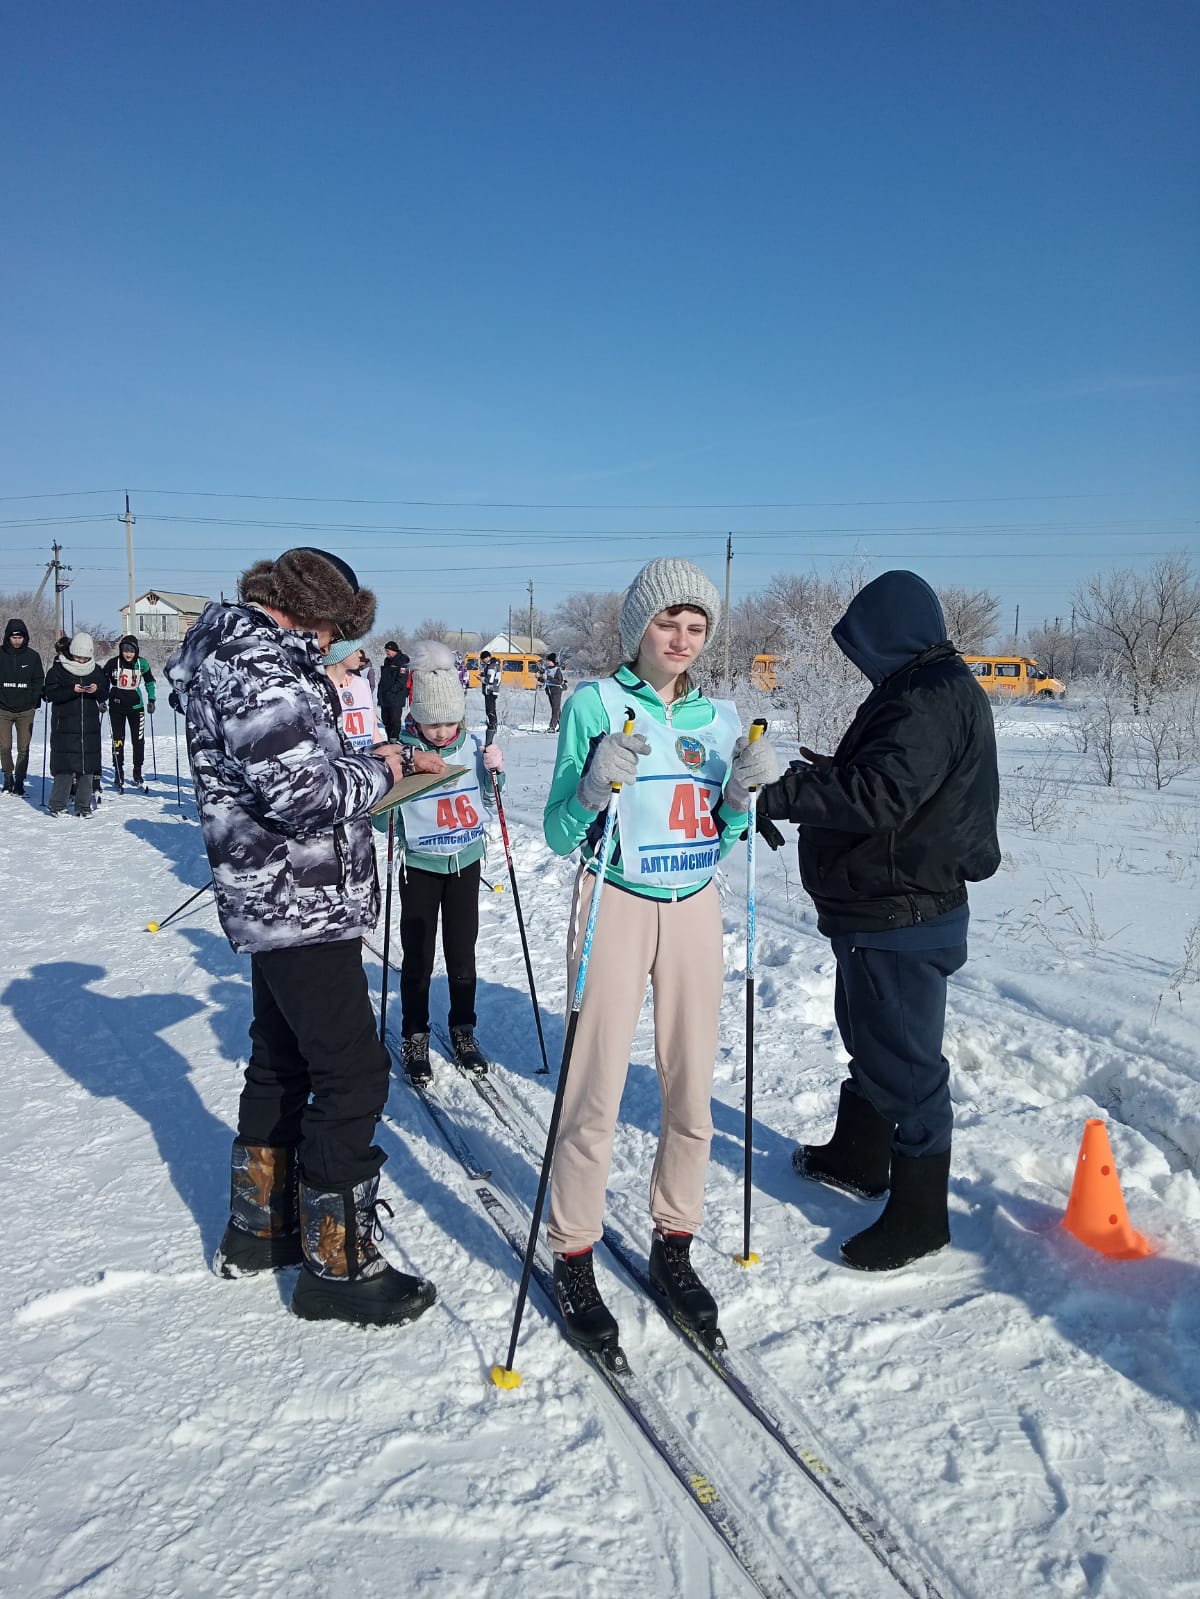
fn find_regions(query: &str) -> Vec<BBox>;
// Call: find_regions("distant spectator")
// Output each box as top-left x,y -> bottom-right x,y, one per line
479,649 -> 502,738
0,618 -> 45,797
543,652 -> 567,733
378,641 -> 410,740
43,633 -> 109,816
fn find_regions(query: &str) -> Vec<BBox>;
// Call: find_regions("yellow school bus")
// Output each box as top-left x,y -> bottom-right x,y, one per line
465,652 -> 544,692
962,656 -> 1066,699
751,654 -> 781,691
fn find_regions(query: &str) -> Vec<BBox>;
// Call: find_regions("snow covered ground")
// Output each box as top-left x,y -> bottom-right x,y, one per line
2,688 -> 1198,1599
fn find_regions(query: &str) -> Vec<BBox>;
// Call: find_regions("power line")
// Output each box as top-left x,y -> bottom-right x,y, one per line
0,485 -> 1150,510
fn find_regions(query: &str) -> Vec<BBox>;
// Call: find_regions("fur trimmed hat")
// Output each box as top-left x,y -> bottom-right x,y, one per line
238,547 -> 377,637
407,639 -> 465,726
618,557 -> 721,659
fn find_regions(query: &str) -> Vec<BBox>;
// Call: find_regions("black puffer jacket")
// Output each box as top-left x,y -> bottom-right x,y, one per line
759,571 -> 1000,935
0,619 -> 45,714
43,660 -> 110,775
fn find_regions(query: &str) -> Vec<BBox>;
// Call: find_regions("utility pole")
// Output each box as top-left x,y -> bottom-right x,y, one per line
723,533 -> 733,692
121,493 -> 137,638
49,541 -> 72,637
527,579 -> 536,732
1013,604 -> 1020,647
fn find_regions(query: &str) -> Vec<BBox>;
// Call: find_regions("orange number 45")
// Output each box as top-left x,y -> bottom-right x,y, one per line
668,783 -> 716,841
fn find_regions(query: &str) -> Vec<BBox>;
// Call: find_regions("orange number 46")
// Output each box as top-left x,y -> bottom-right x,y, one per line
436,795 -> 480,830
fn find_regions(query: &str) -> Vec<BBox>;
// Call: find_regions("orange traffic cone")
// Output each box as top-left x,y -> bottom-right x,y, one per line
1062,1119 -> 1153,1260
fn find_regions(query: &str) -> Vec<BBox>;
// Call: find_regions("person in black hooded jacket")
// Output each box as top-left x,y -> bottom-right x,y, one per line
0,618 -> 44,795
756,570 -> 999,1272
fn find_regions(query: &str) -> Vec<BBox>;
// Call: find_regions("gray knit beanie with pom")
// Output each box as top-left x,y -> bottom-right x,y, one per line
618,558 -> 721,659
407,640 -> 466,725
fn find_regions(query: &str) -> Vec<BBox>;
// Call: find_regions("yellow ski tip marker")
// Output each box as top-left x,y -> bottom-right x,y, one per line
491,1364 -> 522,1390
748,717 -> 767,744
146,921 -> 160,934
732,1251 -> 761,1268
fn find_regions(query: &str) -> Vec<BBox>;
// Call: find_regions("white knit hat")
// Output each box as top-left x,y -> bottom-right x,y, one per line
407,639 -> 465,725
62,632 -> 96,677
618,558 -> 721,660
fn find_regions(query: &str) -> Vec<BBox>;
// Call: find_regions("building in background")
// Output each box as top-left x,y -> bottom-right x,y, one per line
120,590 -> 211,643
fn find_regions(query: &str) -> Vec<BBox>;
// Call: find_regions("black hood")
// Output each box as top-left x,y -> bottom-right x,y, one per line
3,618 -> 30,654
831,571 -> 948,686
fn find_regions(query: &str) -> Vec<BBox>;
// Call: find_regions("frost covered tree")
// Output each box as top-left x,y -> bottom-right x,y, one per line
1073,553 -> 1200,713
935,585 -> 1000,652
548,590 -> 623,675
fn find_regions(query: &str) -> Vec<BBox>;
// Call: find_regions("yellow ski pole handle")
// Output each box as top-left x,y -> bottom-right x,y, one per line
746,716 -> 768,790
610,709 -> 636,792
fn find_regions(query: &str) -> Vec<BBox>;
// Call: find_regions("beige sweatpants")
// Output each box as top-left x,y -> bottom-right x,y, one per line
546,866 -> 725,1255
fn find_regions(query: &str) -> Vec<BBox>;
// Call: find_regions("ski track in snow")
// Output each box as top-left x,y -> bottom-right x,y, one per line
1,697 -> 1198,1599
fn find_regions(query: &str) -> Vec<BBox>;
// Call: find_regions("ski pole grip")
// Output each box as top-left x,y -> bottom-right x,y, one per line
747,716 -> 768,793
611,708 -> 636,792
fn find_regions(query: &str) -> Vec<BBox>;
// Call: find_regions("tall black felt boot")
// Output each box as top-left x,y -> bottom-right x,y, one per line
213,1138 -> 303,1278
840,1149 -> 952,1271
792,1081 -> 895,1199
291,1176 -> 437,1327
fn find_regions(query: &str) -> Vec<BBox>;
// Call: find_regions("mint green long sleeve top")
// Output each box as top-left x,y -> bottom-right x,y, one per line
543,665 -> 748,902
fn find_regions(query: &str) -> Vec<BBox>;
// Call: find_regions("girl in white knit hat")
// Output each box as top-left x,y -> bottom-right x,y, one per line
42,633 -> 111,816
542,557 -> 779,1354
386,641 -> 505,1084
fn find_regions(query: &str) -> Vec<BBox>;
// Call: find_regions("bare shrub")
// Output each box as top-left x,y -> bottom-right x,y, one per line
1000,751 -> 1076,833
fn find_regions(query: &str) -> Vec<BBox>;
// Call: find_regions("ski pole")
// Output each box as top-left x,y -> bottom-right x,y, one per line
492,707 -> 635,1390
173,700 -> 183,810
734,718 -> 769,1269
379,809 -> 396,1041
147,881 -> 213,933
151,704 -> 159,780
490,769 -> 551,1075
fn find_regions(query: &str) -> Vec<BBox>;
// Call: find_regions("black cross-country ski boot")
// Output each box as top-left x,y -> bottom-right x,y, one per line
450,1025 -> 488,1076
841,1149 -> 952,1271
401,1031 -> 432,1086
212,1138 -> 303,1278
291,1175 -> 437,1327
553,1248 -> 621,1355
792,1081 -> 894,1200
648,1229 -> 721,1345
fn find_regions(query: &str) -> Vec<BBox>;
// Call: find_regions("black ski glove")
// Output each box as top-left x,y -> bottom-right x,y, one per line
755,793 -> 786,851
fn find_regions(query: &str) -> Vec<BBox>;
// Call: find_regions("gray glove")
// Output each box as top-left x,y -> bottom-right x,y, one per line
723,735 -> 781,813
576,731 -> 651,811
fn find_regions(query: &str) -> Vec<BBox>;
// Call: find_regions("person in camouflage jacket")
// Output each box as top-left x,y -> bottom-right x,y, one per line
167,547 -> 440,1331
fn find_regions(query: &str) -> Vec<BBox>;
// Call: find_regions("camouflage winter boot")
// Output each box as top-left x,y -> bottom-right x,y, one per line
212,1138 -> 303,1278
290,1175 -> 437,1328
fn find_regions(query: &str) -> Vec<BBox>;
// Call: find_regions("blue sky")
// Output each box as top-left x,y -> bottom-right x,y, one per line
2,0 -> 1196,643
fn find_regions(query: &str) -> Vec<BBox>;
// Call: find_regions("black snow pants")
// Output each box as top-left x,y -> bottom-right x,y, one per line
397,861 -> 480,1037
239,939 -> 391,1190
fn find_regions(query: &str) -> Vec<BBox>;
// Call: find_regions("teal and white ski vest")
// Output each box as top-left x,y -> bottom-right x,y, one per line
402,736 -> 487,856
591,677 -> 739,891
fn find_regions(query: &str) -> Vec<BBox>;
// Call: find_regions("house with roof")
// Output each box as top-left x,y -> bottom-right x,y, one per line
120,590 -> 212,642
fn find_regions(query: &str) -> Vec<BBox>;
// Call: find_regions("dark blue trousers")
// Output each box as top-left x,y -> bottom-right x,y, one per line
830,934 -> 967,1157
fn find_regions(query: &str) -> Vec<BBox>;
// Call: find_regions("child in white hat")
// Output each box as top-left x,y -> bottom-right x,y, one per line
385,641 -> 505,1084
541,558 -> 779,1355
